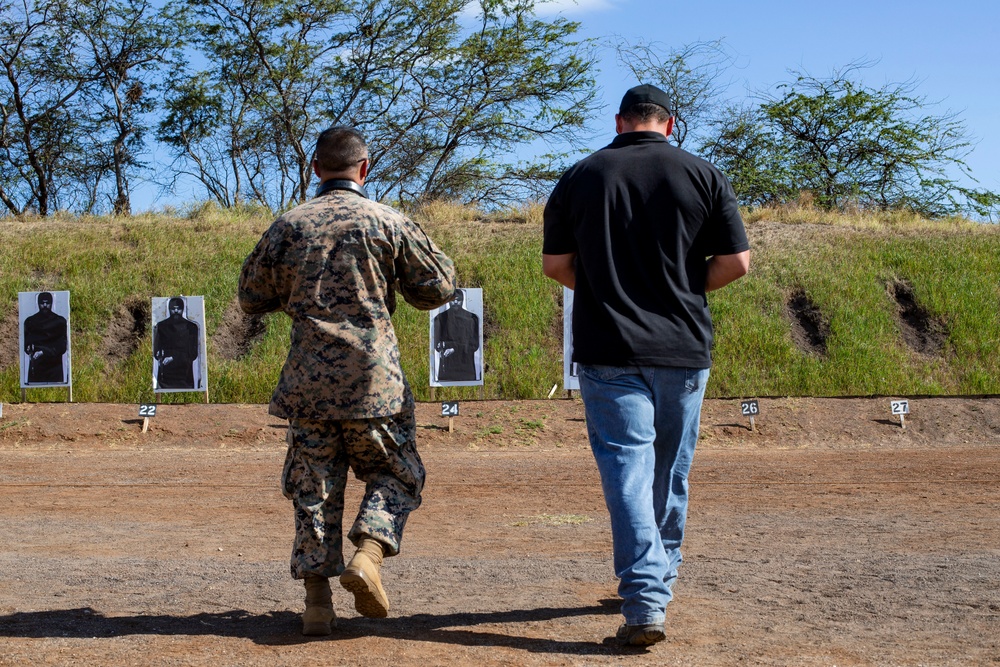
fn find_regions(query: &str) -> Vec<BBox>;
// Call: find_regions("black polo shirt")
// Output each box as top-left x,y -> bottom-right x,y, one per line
543,131 -> 749,368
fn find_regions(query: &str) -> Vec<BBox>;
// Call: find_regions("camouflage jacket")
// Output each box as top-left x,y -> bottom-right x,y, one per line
238,188 -> 455,420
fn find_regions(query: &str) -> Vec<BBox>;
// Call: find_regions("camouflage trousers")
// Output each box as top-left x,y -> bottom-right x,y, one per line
281,399 -> 424,580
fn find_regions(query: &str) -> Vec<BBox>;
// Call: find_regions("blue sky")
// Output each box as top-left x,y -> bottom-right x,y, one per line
542,0 -> 1000,196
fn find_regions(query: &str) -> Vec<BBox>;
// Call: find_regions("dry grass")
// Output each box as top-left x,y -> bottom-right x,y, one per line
511,514 -> 592,527
411,200 -> 544,227
742,193 -> 984,232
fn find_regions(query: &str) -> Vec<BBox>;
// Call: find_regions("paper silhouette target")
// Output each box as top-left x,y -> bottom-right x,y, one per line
563,287 -> 579,391
19,291 -> 72,388
429,288 -> 483,387
152,296 -> 207,393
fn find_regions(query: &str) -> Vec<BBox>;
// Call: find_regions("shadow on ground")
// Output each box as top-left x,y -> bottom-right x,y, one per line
0,599 -> 622,655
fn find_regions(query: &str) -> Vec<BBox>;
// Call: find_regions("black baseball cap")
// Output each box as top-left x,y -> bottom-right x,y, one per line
619,84 -> 672,115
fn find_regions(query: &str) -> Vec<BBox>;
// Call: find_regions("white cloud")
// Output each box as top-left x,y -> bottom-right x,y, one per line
461,0 -> 620,21
534,0 -> 620,15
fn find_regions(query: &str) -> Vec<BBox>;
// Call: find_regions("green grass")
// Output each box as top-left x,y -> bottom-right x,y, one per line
2,207 -> 999,403
391,212 -> 562,401
708,222 -> 1000,397
0,212 -> 272,404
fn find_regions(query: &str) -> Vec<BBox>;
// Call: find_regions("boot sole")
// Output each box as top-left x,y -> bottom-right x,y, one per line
340,570 -> 390,618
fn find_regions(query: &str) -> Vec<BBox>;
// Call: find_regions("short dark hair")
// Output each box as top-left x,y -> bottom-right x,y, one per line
619,102 -> 672,124
314,126 -> 368,173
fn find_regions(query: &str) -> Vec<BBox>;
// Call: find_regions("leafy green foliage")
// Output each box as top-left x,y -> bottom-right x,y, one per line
701,63 -> 1000,218
0,0 -> 171,216
157,0 -> 598,211
701,104 -> 796,207
1,0 -> 98,216
72,0 -> 175,215
5,5 -> 997,221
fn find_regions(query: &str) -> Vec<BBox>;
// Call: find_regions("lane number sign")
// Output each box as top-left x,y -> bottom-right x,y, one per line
441,401 -> 459,417
139,404 -> 157,418
890,400 -> 910,416
740,400 -> 760,416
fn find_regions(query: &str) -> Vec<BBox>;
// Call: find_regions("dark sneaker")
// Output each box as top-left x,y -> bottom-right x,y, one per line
615,622 -> 666,647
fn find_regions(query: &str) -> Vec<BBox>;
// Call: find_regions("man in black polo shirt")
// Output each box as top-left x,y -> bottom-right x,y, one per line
542,84 -> 749,647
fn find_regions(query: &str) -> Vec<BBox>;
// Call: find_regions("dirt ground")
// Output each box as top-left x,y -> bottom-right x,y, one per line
0,396 -> 998,666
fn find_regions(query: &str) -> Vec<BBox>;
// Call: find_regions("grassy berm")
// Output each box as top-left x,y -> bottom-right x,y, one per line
1,203 -> 998,404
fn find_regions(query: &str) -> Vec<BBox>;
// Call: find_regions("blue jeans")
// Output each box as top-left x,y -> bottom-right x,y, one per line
578,364 -> 709,626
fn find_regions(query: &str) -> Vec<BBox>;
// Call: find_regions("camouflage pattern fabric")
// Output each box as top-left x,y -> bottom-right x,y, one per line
239,185 -> 453,579
238,190 -> 455,420
282,388 -> 424,579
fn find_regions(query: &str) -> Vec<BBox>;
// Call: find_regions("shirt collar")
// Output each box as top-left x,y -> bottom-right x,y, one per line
314,178 -> 369,199
609,131 -> 670,148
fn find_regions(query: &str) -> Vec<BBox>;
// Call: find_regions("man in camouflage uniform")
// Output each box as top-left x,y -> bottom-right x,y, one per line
238,126 -> 455,636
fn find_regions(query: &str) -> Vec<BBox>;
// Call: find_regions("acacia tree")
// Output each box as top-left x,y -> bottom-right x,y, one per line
372,0 -> 597,205
700,63 -> 1000,218
612,38 -> 732,149
764,63 -> 984,214
699,104 -> 795,208
71,0 -> 173,215
157,0 -> 346,209
1,0 -> 171,216
0,0 -> 99,215
285,0 -> 471,206
158,0 -> 597,210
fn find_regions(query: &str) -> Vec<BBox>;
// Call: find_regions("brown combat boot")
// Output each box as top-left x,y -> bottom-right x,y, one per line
301,574 -> 336,636
340,538 -> 390,618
